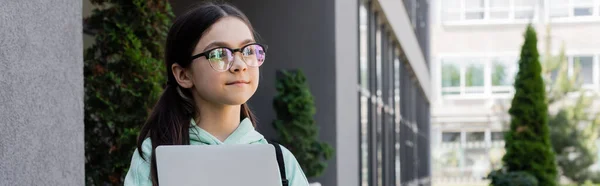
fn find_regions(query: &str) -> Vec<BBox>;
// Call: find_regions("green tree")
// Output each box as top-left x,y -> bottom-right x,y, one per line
465,63 -> 484,86
272,69 -> 334,178
501,24 -> 558,186
83,0 -> 173,185
441,62 -> 460,87
492,62 -> 508,86
542,25 -> 600,184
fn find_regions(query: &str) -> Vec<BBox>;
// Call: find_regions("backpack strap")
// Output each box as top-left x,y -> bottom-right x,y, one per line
268,140 -> 289,186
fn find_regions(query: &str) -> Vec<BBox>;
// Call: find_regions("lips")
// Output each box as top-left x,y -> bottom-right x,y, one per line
225,80 -> 250,85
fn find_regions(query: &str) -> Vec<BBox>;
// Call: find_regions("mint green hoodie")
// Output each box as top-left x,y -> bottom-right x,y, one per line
124,118 -> 309,186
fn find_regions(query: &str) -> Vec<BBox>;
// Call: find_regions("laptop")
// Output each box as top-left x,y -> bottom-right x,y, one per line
155,144 -> 282,186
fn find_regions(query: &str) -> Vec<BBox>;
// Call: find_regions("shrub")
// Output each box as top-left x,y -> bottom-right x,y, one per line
488,170 -> 539,186
83,0 -> 173,185
272,69 -> 334,178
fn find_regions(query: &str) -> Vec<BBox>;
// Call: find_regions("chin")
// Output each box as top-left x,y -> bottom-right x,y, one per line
220,97 -> 251,106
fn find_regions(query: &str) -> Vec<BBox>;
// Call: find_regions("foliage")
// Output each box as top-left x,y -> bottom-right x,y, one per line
488,169 -> 539,186
492,62 -> 508,86
465,64 -> 484,86
542,25 -> 600,184
441,63 -> 460,87
83,0 -> 173,185
500,24 -> 558,186
272,69 -> 334,178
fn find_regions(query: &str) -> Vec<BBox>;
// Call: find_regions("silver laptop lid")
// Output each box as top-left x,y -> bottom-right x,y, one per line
155,144 -> 281,186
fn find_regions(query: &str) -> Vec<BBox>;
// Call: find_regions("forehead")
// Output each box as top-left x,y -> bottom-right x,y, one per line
195,16 -> 254,50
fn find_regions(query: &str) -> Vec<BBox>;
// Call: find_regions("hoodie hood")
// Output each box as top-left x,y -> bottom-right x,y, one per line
188,117 -> 265,145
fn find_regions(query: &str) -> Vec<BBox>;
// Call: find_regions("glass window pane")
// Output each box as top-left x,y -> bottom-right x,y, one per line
574,56 -> 594,85
466,0 -> 484,9
492,62 -> 508,86
442,60 -> 461,87
515,10 -> 534,19
515,0 -> 536,7
492,58 -> 518,86
442,132 -> 461,143
466,132 -> 485,142
466,11 -> 484,20
490,0 -> 509,8
359,5 -> 369,89
465,61 -> 484,87
491,132 -> 505,141
376,26 -> 382,96
490,11 -> 510,19
574,7 -> 593,16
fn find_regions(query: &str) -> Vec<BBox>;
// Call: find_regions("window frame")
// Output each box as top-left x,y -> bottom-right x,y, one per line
441,0 -> 539,25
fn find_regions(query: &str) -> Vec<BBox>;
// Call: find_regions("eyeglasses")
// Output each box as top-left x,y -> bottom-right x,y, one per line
190,43 -> 267,72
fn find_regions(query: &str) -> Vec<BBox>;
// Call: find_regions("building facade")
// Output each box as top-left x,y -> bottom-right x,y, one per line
0,0 -> 431,185
429,0 -> 600,185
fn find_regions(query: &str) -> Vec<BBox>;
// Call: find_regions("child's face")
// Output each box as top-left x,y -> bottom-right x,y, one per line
185,16 -> 260,106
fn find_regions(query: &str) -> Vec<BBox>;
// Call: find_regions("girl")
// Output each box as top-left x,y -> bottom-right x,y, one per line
124,2 -> 309,186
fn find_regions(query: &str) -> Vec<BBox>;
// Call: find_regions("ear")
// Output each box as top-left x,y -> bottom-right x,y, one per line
172,63 -> 194,88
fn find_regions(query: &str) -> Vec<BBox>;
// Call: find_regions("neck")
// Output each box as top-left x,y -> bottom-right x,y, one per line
193,98 -> 242,142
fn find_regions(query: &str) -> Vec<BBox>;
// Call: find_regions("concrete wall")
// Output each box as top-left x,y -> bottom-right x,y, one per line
0,0 -> 84,185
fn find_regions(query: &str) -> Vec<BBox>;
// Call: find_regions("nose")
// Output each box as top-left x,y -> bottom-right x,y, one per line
229,52 -> 247,73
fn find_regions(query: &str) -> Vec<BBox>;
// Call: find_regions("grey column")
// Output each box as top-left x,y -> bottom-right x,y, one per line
335,0 -> 359,186
0,0 -> 84,185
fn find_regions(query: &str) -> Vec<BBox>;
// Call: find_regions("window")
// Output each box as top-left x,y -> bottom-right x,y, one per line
359,5 -> 369,90
573,56 -> 594,86
491,57 -> 518,93
358,3 -> 371,186
466,132 -> 485,142
465,60 -> 485,94
439,56 -> 520,97
491,132 -> 505,141
465,61 -> 484,87
514,0 -> 537,19
465,0 -> 485,20
441,0 -> 538,24
491,60 -> 510,86
359,1 -> 429,185
441,60 -> 461,95
574,0 -> 594,16
490,0 -> 510,19
549,0 -> 600,19
442,132 -> 461,143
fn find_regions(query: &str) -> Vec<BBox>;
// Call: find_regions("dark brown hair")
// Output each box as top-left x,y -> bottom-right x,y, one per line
136,2 -> 258,185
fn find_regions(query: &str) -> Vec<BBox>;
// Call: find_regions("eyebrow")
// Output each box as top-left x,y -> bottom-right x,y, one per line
202,39 -> 256,52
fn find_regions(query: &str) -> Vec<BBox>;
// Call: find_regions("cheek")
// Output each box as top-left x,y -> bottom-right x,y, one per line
250,68 -> 260,88
191,62 -> 225,91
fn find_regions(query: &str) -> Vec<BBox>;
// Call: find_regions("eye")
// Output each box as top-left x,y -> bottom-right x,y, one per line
242,47 -> 255,56
208,48 -> 229,61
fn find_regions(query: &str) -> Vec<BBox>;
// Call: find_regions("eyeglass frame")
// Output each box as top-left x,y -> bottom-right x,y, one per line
189,43 -> 268,71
